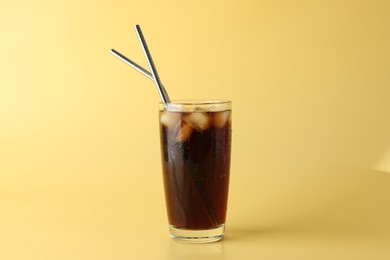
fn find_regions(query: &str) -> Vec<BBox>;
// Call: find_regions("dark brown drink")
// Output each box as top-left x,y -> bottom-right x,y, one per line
159,101 -> 231,242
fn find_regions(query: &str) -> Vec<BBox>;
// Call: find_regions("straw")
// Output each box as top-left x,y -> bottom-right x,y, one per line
134,25 -> 171,103
110,49 -> 152,80
110,49 -> 170,100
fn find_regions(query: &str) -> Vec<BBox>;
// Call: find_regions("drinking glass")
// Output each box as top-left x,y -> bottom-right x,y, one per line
159,100 -> 232,243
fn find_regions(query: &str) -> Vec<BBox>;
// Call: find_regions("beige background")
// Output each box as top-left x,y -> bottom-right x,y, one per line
1,0 -> 390,259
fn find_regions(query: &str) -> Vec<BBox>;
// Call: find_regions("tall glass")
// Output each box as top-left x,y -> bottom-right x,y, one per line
159,100 -> 232,243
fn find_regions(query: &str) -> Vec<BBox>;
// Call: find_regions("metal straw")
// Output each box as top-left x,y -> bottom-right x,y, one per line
110,49 -> 171,100
110,49 -> 152,80
134,25 -> 171,103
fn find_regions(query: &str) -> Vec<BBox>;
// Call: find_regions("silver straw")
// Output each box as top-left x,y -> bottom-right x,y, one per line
134,24 -> 171,103
110,49 -> 152,80
110,49 -> 170,100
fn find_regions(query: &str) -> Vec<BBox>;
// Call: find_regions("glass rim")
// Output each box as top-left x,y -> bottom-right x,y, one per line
159,99 -> 231,105
159,99 -> 231,112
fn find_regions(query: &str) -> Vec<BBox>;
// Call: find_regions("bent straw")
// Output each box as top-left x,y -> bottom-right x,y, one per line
110,49 -> 170,100
134,25 -> 171,103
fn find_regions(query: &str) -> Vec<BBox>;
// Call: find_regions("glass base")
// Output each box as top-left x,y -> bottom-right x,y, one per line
169,224 -> 225,243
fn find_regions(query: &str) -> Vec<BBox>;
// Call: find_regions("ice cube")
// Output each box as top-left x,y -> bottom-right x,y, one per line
175,123 -> 193,141
184,112 -> 210,131
160,111 -> 180,128
213,111 -> 231,128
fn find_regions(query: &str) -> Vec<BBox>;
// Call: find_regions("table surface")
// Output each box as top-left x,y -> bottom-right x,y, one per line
1,166 -> 390,259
